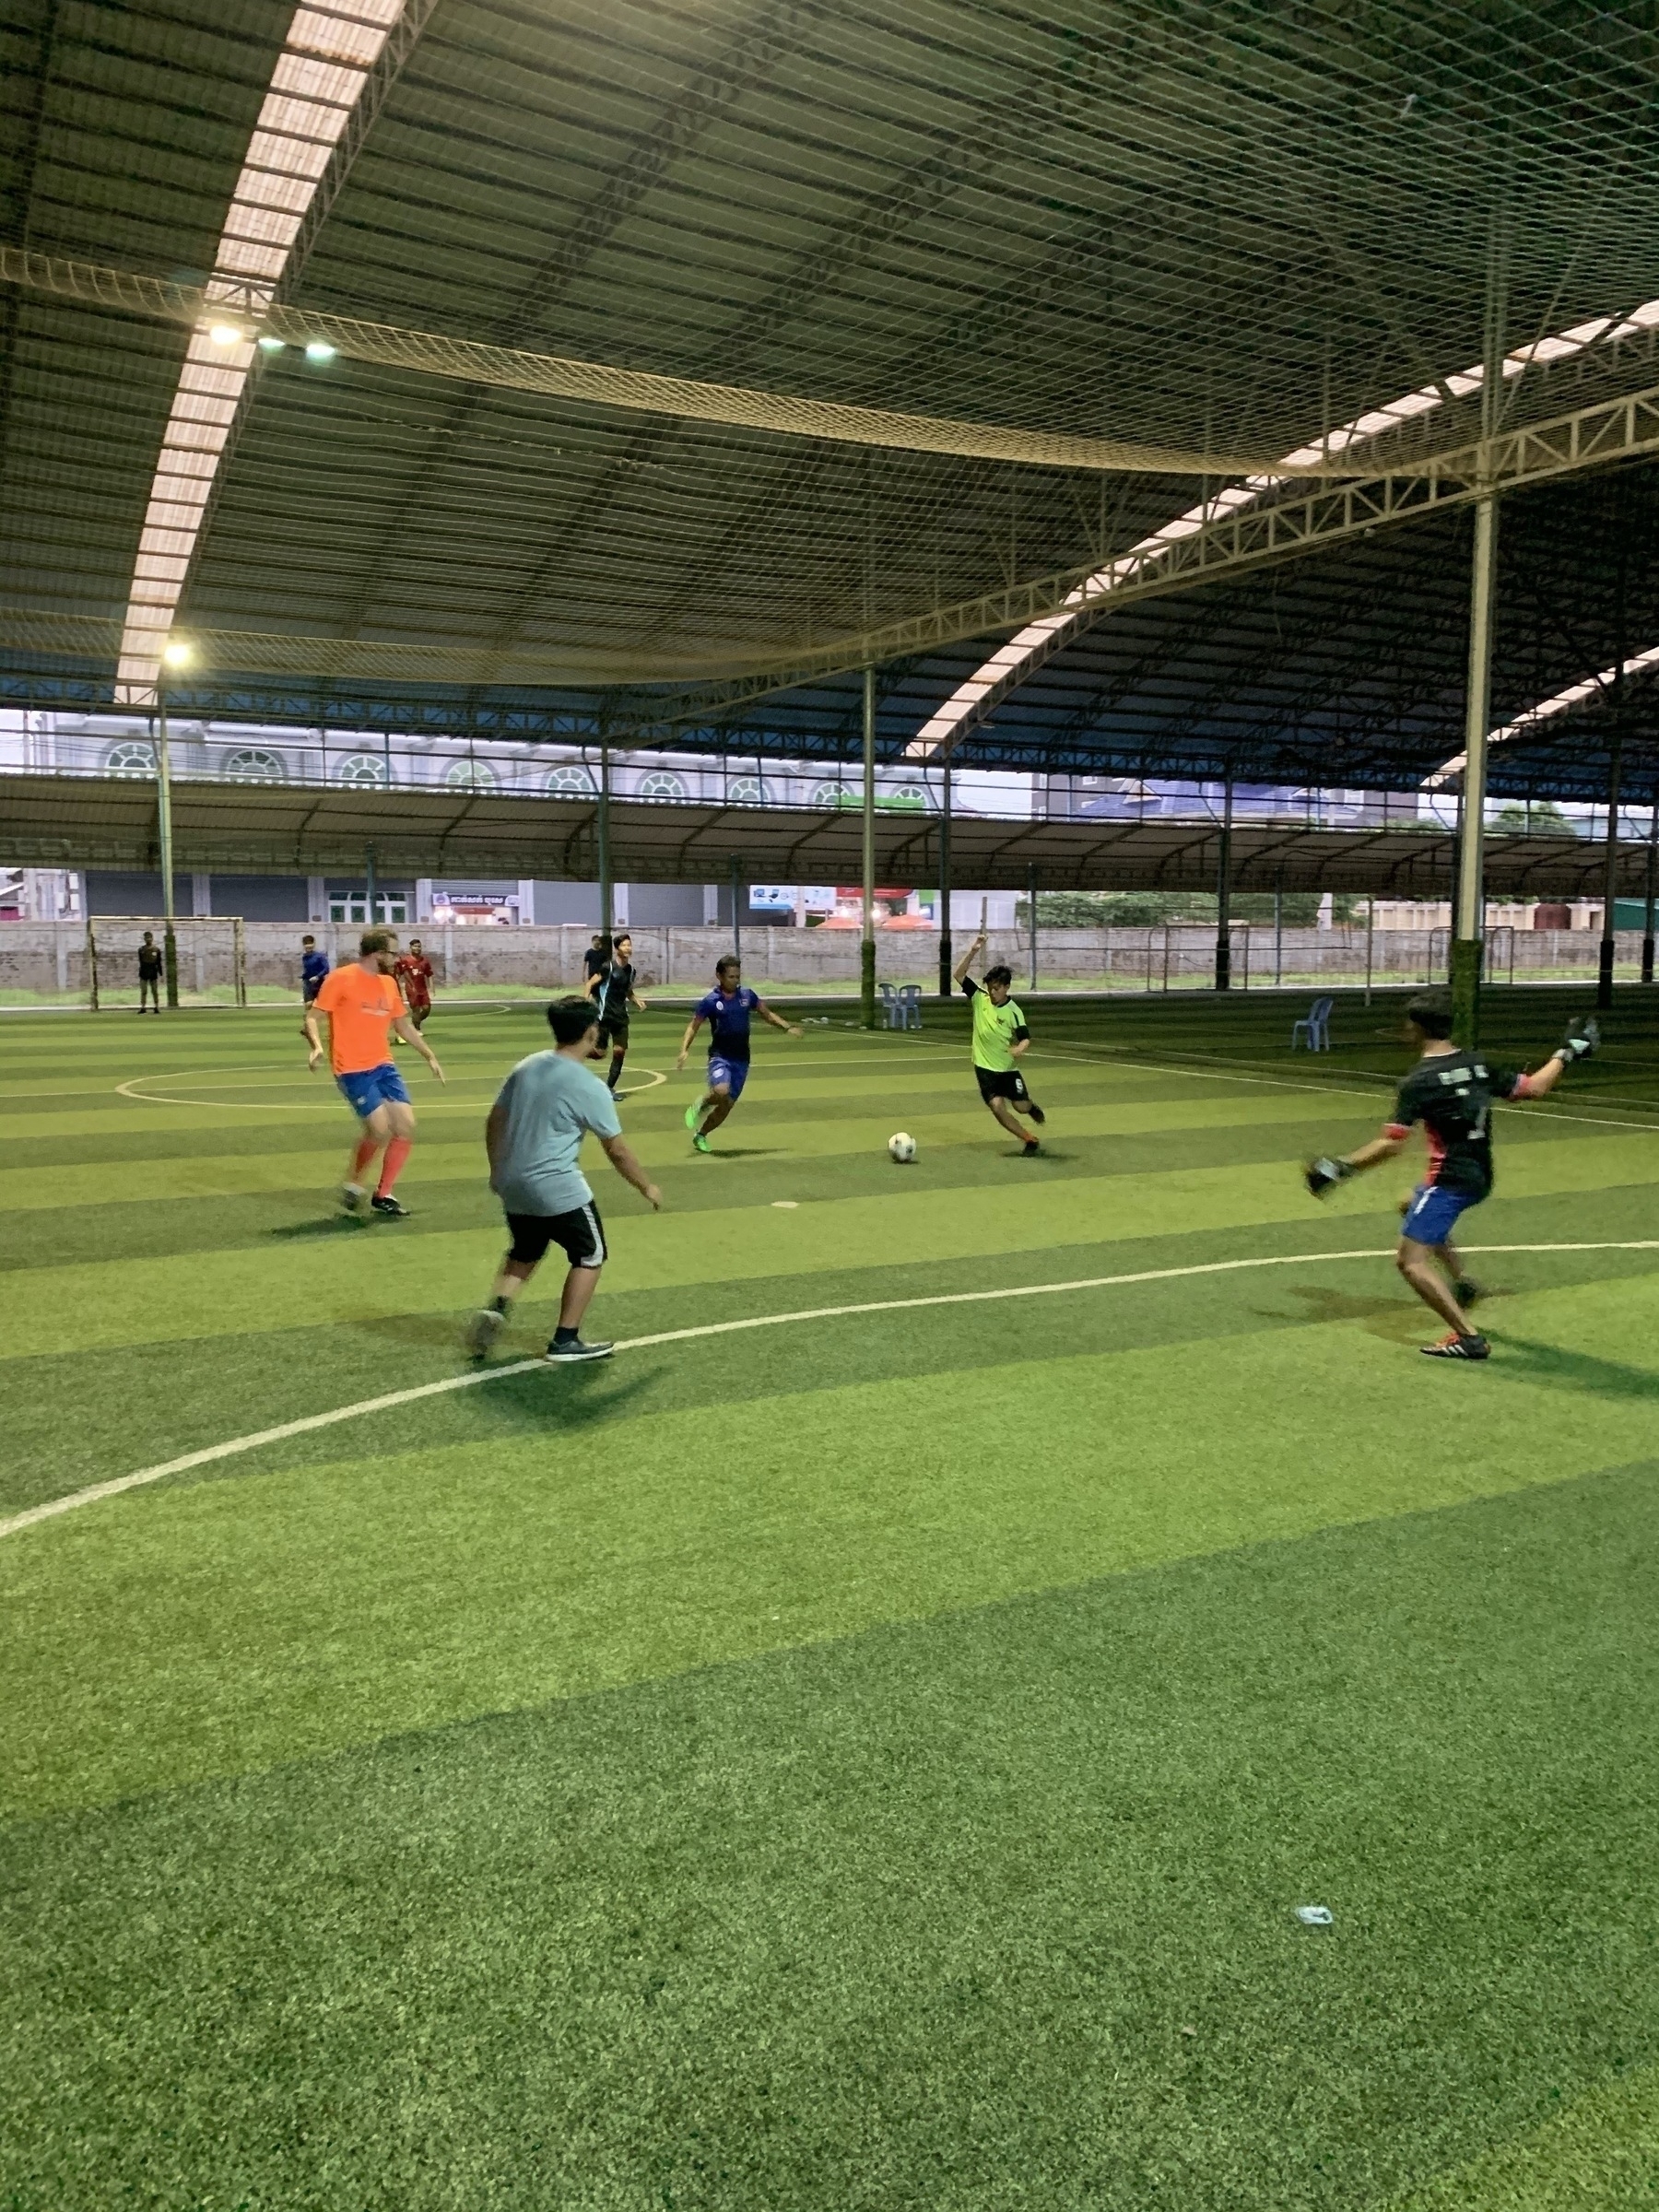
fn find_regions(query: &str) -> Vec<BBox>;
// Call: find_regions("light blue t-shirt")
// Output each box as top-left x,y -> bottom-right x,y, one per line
490,1050 -> 621,1217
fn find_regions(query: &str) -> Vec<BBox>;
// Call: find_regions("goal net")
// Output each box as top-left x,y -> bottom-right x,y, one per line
84,918 -> 248,1009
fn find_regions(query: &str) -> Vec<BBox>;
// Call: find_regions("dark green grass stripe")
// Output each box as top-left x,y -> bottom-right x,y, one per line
6,1464 -> 1658,2209
5,1191 -> 1653,1517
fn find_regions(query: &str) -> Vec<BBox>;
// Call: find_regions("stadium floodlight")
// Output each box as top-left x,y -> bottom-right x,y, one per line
257,335 -> 286,354
161,641 -> 194,669
207,324 -> 244,347
304,340 -> 336,362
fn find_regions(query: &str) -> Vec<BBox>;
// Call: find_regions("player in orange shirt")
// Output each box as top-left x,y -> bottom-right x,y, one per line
312,927 -> 445,1217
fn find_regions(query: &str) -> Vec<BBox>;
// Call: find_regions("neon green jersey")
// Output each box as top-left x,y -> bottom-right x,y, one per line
963,976 -> 1027,1071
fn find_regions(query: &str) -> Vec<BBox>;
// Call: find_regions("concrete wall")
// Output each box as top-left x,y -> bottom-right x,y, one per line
0,921 -> 1645,1002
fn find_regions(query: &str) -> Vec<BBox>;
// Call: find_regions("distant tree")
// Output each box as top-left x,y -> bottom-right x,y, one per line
1493,799 -> 1571,836
1023,889 -> 1358,928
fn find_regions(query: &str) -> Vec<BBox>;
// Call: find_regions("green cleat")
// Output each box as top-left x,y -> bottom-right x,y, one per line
692,1132 -> 711,1154
684,1100 -> 702,1133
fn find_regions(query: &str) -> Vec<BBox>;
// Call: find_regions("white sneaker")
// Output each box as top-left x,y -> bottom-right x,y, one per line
465,1307 -> 506,1358
340,1182 -> 366,1214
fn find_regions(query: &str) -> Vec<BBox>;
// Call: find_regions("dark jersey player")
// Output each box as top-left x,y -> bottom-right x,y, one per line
675,954 -> 803,1151
1306,991 -> 1598,1360
586,931 -> 647,1091
952,930 -> 1047,1155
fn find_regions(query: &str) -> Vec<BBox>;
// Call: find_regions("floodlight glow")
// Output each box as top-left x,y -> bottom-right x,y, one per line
208,324 -> 244,346
258,335 -> 286,353
304,340 -> 337,362
161,641 -> 194,668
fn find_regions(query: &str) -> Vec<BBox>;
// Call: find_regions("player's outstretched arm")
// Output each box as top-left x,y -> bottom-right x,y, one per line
675,1013 -> 703,1070
599,1132 -> 663,1209
1306,1129 -> 1403,1197
953,931 -> 985,985
757,999 -> 804,1037
394,1013 -> 444,1081
1513,1014 -> 1599,1100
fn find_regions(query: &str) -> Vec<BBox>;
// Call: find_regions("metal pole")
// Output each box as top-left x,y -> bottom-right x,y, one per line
1643,788 -> 1657,985
364,841 -> 377,930
233,915 -> 247,1008
1027,862 -> 1038,994
1598,721 -> 1623,1011
860,664 -> 877,1030
1214,773 -> 1233,991
1364,894 -> 1374,1006
597,735 -> 613,945
85,911 -> 100,1012
155,694 -> 179,1008
1274,880 -> 1283,986
937,751 -> 953,999
1452,495 -> 1498,1044
729,853 -> 742,965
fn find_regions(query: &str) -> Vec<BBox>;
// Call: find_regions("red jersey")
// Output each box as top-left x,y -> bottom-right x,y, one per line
394,953 -> 433,1008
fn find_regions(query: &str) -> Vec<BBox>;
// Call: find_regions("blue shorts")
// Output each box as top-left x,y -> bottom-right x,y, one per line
1401,1182 -> 1480,1246
707,1055 -> 749,1100
336,1062 -> 410,1119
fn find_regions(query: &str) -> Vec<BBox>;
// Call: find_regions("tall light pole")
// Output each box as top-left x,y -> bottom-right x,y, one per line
936,748 -> 953,1000
158,640 -> 192,1009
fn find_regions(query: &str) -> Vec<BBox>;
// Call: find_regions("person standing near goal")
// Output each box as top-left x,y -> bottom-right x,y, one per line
953,930 -> 1046,1156
300,933 -> 330,1069
313,927 -> 444,1217
1305,991 -> 1598,1359
467,995 -> 662,1364
136,931 -> 163,1015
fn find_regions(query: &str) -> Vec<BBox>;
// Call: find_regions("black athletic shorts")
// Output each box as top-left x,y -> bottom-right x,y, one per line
594,1017 -> 629,1051
975,1065 -> 1030,1105
505,1203 -> 607,1269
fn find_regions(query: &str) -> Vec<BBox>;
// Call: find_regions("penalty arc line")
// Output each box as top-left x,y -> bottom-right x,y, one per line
5,1240 -> 1656,1543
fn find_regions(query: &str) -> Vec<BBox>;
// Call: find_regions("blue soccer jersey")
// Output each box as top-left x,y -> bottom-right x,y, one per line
695,984 -> 760,1063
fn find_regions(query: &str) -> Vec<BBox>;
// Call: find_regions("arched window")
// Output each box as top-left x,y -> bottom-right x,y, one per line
726,775 -> 771,805
882,783 -> 928,811
221,747 -> 286,782
636,769 -> 687,800
334,752 -> 389,786
444,757 -> 498,790
105,739 -> 157,777
812,781 -> 856,807
546,763 -> 596,796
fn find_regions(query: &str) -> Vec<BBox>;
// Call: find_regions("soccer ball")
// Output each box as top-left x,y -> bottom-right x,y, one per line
888,1132 -> 916,1163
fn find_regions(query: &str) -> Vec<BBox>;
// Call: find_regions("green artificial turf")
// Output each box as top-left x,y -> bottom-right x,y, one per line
3,995 -> 1657,2207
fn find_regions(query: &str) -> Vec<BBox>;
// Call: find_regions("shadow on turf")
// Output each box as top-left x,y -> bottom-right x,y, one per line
1484,1335 -> 1659,1402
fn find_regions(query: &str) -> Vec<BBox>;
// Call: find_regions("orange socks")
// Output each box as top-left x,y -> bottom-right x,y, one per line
351,1136 -> 379,1182
376,1136 -> 412,1197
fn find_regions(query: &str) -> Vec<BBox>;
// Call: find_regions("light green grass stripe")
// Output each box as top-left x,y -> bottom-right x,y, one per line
0,1089 -> 1382,1213
2,1133 -> 1655,1361
4,1273 -> 1654,1818
1383,2061 -> 1659,2207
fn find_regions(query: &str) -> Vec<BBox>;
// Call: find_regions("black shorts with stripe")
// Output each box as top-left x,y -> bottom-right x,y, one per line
594,1017 -> 629,1051
974,1065 -> 1029,1105
505,1204 -> 607,1270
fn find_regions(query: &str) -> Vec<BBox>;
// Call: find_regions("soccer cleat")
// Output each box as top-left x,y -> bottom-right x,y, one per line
1420,1332 -> 1490,1361
544,1336 -> 614,1362
370,1193 -> 412,1218
1021,1139 -> 1041,1157
684,1101 -> 702,1133
691,1131 -> 712,1153
465,1307 -> 506,1358
1452,1277 -> 1484,1309
1026,1103 -> 1047,1125
340,1182 -> 366,1214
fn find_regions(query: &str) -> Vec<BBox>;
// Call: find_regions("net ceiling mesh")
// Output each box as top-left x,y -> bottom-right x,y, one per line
3,0 -> 1659,697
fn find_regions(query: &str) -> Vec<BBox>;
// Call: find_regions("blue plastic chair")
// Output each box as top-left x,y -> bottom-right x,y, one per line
1291,995 -> 1334,1052
897,982 -> 923,1031
878,982 -> 900,1029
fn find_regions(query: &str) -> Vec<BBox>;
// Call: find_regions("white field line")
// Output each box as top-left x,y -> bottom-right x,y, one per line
6,1240 -> 1657,1544
113,1067 -> 669,1109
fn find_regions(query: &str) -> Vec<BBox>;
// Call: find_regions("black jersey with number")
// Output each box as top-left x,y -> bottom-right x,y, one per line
1385,1047 -> 1524,1198
595,959 -> 635,1026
